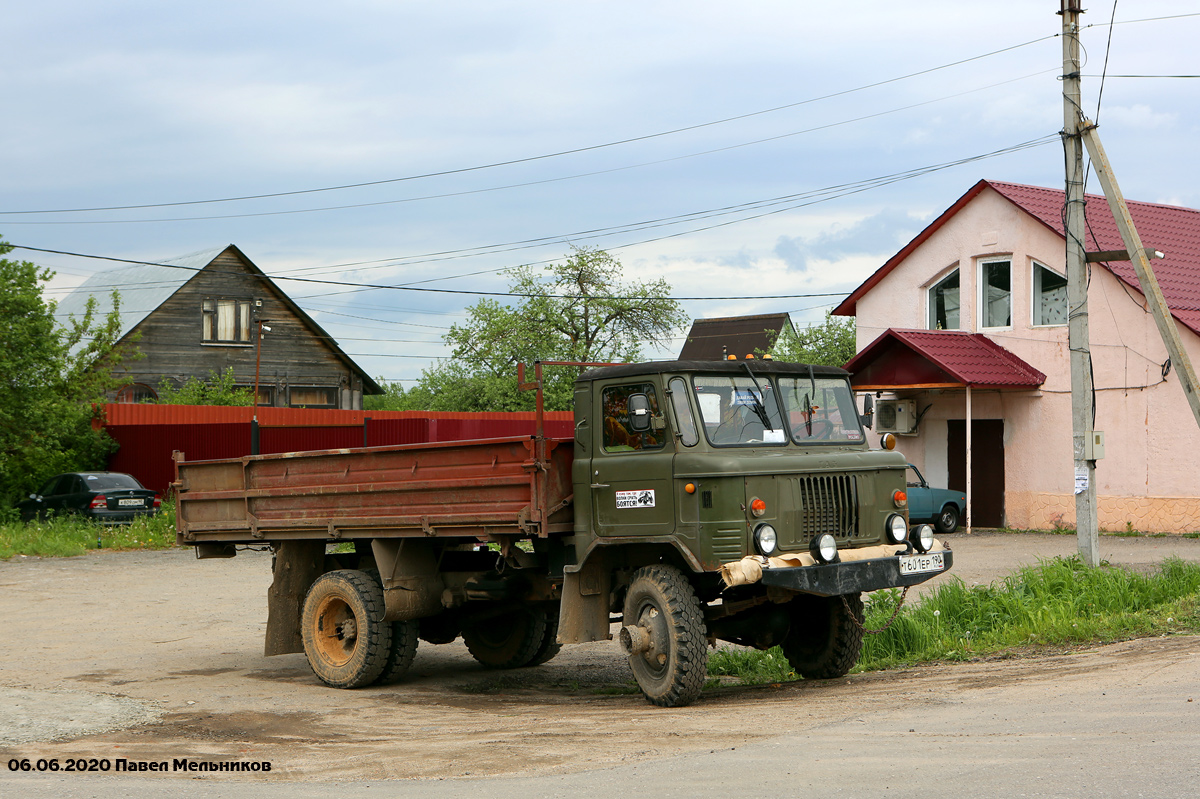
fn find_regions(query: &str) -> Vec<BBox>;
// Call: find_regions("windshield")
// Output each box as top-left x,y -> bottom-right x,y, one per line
693,375 -> 786,446
778,376 -> 864,444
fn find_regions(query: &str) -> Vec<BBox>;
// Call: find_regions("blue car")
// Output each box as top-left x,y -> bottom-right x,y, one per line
906,464 -> 966,534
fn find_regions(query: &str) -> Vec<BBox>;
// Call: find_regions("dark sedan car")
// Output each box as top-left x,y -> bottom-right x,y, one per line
906,464 -> 966,534
17,472 -> 160,523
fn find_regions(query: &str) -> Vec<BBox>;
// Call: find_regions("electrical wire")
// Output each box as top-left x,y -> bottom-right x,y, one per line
0,36 -> 1058,217
1095,1 -> 1120,124
27,133 -> 1059,302
1,70 -> 1056,227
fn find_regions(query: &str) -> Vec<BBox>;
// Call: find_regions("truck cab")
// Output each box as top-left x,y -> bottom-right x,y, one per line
561,359 -> 952,706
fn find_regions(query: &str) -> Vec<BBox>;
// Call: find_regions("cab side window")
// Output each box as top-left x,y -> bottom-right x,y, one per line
602,384 -> 665,452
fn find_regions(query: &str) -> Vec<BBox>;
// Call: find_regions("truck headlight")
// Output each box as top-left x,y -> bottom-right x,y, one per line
810,533 -> 838,564
913,524 -> 935,553
754,523 -> 779,556
885,513 -> 908,544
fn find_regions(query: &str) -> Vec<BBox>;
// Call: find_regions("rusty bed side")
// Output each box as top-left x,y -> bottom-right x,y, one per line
174,435 -> 573,544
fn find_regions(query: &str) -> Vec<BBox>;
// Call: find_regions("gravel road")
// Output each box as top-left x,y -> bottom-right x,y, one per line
0,531 -> 1197,784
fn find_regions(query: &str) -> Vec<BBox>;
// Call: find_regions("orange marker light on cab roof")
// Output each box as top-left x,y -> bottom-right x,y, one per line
685,483 -> 696,494
727,354 -> 738,360
745,353 -> 755,359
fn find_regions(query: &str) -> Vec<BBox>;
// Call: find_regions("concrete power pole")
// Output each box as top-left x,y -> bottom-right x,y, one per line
1060,0 -> 1100,566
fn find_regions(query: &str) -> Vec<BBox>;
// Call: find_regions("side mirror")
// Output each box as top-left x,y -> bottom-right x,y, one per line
627,393 -> 652,433
861,394 -> 874,429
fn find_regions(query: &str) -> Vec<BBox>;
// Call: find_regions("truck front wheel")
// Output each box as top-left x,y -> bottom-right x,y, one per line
463,606 -> 548,668
301,570 -> 392,688
781,593 -> 864,679
622,565 -> 708,708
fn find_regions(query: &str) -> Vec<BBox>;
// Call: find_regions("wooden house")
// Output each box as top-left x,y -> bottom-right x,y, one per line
57,244 -> 381,409
678,313 -> 794,360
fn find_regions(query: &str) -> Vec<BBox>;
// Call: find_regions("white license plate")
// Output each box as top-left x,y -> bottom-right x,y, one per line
899,552 -> 945,575
118,498 -> 144,507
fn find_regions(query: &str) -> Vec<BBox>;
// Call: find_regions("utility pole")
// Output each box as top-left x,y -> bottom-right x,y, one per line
1060,0 -> 1100,566
1081,124 -> 1200,429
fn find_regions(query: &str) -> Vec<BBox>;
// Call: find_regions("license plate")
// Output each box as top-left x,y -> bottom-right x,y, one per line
118,498 -> 144,507
899,551 -> 945,575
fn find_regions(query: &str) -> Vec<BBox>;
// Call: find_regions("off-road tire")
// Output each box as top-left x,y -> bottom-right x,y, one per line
301,570 -> 392,689
623,564 -> 708,708
374,620 -> 420,684
936,504 -> 960,535
462,606 -> 548,669
526,603 -> 563,666
782,593 -> 864,680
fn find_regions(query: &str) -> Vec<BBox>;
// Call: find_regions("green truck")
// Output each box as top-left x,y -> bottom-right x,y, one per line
175,358 -> 952,707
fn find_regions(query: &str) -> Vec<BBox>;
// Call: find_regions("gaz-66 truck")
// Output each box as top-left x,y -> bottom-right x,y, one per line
175,359 -> 952,707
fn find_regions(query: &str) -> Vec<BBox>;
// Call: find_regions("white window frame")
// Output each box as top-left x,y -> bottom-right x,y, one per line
977,258 -> 1013,330
1030,261 -> 1068,327
926,267 -> 961,330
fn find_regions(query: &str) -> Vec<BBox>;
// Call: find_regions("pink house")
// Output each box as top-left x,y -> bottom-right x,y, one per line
835,179 -> 1200,533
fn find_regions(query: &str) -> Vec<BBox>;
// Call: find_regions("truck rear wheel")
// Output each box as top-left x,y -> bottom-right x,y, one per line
301,570 -> 392,689
463,606 -> 548,669
373,620 -> 420,685
526,603 -> 562,666
622,565 -> 707,708
781,593 -> 864,679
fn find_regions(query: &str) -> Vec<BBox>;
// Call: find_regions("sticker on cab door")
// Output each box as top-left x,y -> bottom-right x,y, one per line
616,490 -> 656,508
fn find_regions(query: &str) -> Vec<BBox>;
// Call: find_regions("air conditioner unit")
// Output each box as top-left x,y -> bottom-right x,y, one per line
876,399 -> 917,434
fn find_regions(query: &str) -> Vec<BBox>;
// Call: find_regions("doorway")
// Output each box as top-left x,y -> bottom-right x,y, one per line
947,419 -> 1005,528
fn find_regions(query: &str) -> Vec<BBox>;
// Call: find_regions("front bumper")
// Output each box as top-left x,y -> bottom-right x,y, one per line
759,547 -> 953,596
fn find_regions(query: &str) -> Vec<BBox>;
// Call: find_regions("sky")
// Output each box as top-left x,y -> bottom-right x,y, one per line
4,1 -> 1200,386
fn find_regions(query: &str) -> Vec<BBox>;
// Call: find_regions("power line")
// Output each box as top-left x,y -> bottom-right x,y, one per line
16,243 -> 853,301
29,133 -> 1058,302
0,36 -> 1058,217
0,69 -> 1055,227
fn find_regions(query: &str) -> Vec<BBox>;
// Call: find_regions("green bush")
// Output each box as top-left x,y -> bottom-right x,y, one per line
0,498 -> 178,559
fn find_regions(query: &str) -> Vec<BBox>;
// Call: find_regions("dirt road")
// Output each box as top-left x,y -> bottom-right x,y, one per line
1,531 -> 1198,785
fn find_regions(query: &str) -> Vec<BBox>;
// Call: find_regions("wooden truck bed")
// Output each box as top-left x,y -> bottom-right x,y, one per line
174,435 -> 575,544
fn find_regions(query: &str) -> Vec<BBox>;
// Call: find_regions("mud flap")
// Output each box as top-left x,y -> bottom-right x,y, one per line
558,559 -> 611,644
264,540 -> 326,656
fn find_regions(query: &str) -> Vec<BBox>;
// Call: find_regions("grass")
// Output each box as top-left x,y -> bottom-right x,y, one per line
709,556 -> 1200,686
0,499 -> 178,559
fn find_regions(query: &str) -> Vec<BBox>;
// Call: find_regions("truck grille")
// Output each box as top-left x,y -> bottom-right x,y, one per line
786,474 -> 859,541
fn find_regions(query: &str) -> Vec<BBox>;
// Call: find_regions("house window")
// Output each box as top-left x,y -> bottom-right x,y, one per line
289,386 -> 339,408
1032,263 -> 1068,326
202,299 -> 252,343
979,260 -> 1011,328
115,383 -> 158,403
927,270 -> 960,330
237,385 -> 275,406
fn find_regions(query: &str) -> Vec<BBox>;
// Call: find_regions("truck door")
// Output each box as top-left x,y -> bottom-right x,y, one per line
590,381 -> 675,538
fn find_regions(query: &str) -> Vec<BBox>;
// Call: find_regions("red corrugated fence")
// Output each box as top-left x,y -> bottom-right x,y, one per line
101,404 -> 575,495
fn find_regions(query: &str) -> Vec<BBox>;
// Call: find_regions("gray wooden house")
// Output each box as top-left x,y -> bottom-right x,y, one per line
57,244 -> 381,409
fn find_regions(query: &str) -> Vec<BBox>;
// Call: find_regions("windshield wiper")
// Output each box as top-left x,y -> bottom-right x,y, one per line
740,363 -> 775,430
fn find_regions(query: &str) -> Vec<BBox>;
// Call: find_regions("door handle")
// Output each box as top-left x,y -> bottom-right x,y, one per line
590,483 -> 610,489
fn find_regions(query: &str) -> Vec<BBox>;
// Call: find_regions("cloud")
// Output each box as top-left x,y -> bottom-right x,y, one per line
773,208 -> 922,272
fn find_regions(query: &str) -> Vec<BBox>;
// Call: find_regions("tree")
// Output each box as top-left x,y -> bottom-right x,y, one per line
155,367 -> 254,406
376,247 -> 687,412
0,238 -> 140,509
766,312 -> 857,367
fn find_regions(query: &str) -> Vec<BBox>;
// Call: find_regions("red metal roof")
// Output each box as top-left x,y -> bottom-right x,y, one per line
844,329 -> 1046,389
834,179 -> 1200,336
